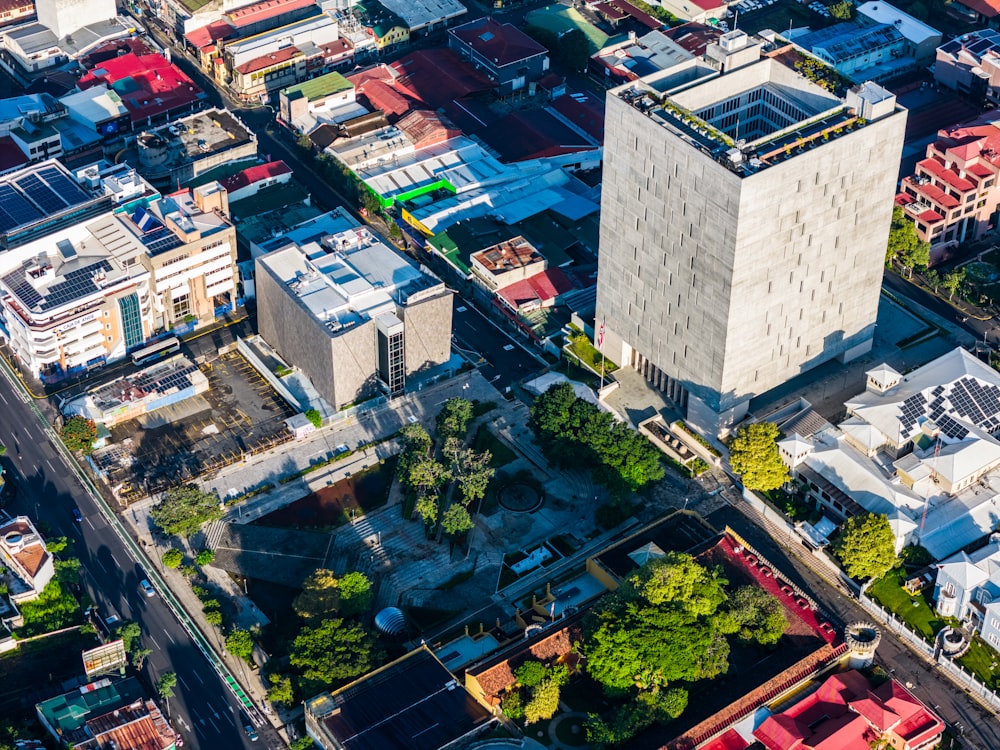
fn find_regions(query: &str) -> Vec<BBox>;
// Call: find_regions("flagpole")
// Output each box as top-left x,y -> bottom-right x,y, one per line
598,316 -> 606,391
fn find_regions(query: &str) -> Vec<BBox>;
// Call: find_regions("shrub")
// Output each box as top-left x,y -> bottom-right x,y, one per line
205,609 -> 223,626
195,549 -> 215,566
305,409 -> 322,428
501,690 -> 524,720
162,549 -> 183,569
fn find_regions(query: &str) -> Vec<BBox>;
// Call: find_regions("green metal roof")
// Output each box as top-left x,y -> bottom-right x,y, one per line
36,678 -> 145,734
281,71 -> 352,102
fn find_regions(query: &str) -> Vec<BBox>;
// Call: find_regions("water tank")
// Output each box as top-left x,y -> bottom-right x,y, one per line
374,607 -> 406,637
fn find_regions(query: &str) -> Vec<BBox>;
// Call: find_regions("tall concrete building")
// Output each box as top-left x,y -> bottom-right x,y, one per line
596,31 -> 907,433
256,218 -> 453,409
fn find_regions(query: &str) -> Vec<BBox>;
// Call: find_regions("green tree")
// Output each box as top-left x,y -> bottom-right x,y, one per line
886,206 -> 928,277
723,586 -> 787,645
436,398 -> 474,440
414,495 -> 439,526
290,618 -> 379,690
585,554 -> 732,696
205,609 -> 223,626
408,456 -> 449,497
294,569 -> 341,622
514,660 -> 547,688
524,678 -> 562,724
115,621 -> 143,654
17,579 -> 80,636
835,512 -> 898,580
0,443 -> 5,456
54,557 -> 81,587
267,673 -> 295,707
943,267 -> 967,301
149,484 -> 223,538
555,29 -> 590,72
157,672 -> 177,700
502,690 -> 524,720
440,503 -> 474,537
162,548 -> 184,568
131,646 -> 152,670
226,629 -> 255,664
925,268 -> 941,292
46,536 -> 72,555
728,422 -> 789,492
195,548 -> 215,566
337,571 -> 373,617
289,739 -> 315,750
826,0 -> 853,19
445,442 -> 494,506
60,416 -> 97,453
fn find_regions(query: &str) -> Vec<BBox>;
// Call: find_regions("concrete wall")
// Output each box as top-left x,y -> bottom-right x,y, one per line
400,288 -> 453,376
597,91 -> 906,427
36,0 -> 116,38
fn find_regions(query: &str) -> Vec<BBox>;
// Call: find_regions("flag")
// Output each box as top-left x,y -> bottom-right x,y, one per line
597,318 -> 605,349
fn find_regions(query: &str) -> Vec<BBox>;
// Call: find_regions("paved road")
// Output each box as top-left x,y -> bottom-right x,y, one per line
452,297 -> 543,393
0,376 -> 270,750
883,271 -> 994,346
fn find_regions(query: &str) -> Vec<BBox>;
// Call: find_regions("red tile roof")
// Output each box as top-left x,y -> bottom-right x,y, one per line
450,17 -> 547,66
700,729 -> 750,750
497,268 -> 575,310
225,0 -> 316,27
185,20 -> 235,50
957,0 -> 1000,17
389,49 -> 496,109
220,160 -> 292,193
917,157 -> 975,192
77,53 -> 205,124
551,92 -> 605,142
356,78 -> 413,118
912,181 -> 961,209
235,46 -> 302,75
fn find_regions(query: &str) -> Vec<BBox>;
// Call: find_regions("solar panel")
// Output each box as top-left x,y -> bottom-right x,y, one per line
15,173 -> 67,213
36,165 -> 89,205
0,184 -> 42,232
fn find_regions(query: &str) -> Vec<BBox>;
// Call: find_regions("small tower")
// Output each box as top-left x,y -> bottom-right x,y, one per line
844,622 -> 881,669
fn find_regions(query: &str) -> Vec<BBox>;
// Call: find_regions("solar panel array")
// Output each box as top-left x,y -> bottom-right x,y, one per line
898,375 -> 1000,440
2,260 -> 113,312
133,363 -> 197,395
0,164 -> 92,235
143,226 -> 184,256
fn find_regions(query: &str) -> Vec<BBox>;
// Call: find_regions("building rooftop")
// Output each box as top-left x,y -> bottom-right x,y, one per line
281,70 -> 352,102
258,222 -> 441,332
220,160 -> 292,194
60,84 -> 130,126
958,0 -> 1000,17
137,108 -> 255,178
370,0 -> 466,31
36,678 -> 145,740
226,0 -> 317,27
663,21 -> 723,56
84,698 -> 177,750
77,52 -> 206,124
305,647 -> 492,750
0,515 -> 50,582
449,16 -> 547,66
472,235 -> 543,274
497,267 -> 575,309
856,1 -> 941,45
235,45 -> 301,75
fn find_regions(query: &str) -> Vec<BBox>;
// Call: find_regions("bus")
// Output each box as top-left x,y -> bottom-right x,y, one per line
131,336 -> 180,366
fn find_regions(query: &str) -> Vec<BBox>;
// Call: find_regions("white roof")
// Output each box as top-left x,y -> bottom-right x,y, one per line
937,552 -> 991,590
866,362 -> 901,385
920,436 -> 1000,486
840,418 -> 889,452
779,433 -> 814,454
60,85 -> 128,125
375,0 -> 467,30
856,1 -> 942,45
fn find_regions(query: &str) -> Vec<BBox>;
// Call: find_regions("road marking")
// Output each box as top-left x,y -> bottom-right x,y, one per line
46,458 -> 56,473
149,634 -> 160,649
193,670 -> 205,685
110,552 -> 121,568
86,517 -> 96,531
94,556 -> 109,574
0,390 -> 7,405
221,710 -> 236,727
178,674 -> 190,691
206,716 -> 221,734
165,628 -> 176,644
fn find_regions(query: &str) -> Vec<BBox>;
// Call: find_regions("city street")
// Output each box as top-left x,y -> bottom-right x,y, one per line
452,297 -> 543,393
0,369 -> 273,750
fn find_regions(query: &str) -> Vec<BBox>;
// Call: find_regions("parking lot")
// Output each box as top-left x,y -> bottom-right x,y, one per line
733,0 -> 835,35
91,350 -> 295,503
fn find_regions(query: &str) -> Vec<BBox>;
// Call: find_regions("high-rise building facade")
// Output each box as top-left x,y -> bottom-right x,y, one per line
596,32 -> 907,433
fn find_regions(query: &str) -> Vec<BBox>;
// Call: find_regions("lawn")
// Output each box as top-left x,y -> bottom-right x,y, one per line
567,332 -> 617,375
957,635 -> 1000,689
474,425 -> 517,468
868,568 -> 942,640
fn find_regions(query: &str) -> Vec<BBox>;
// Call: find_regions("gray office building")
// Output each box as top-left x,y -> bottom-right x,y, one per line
256,222 -> 453,409
596,31 -> 907,434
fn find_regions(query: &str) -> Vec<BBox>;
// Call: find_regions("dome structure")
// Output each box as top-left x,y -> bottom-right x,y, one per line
375,607 -> 407,636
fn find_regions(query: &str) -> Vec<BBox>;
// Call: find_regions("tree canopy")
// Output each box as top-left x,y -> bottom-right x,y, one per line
531,383 -> 664,494
61,416 -> 97,453
149,484 -> 223,538
886,206 -> 930,276
722,585 -> 787,645
584,553 -> 730,697
157,672 -> 177,700
444,439 -> 494,506
835,512 -> 898,580
728,422 -> 789,492
290,618 -> 379,691
294,569 -> 372,620
225,629 -> 255,663
441,504 -> 474,537
436,398 -> 473,441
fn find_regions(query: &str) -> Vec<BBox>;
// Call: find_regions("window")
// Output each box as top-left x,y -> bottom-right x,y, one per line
172,293 -> 190,321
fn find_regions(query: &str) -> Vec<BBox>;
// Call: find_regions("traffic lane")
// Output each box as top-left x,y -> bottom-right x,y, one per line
452,301 -> 541,390
882,271 -> 993,342
0,381 -> 257,750
708,505 -> 1000,750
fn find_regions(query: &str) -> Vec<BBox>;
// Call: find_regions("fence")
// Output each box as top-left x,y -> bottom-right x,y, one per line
858,592 -> 1000,712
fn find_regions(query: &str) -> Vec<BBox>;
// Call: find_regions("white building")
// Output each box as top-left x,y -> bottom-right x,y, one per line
934,539 -> 1000,653
779,347 -> 1000,560
0,515 -> 54,603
